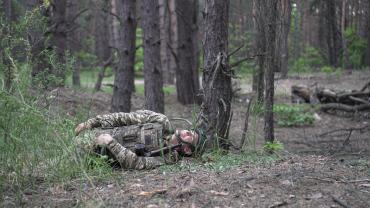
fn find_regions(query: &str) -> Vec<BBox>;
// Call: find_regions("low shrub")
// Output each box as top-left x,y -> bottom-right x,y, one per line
273,104 -> 315,127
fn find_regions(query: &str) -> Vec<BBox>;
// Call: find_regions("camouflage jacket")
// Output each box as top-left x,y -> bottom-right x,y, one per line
77,110 -> 173,170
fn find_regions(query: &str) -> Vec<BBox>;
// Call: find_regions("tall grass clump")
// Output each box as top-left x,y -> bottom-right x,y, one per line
0,7 -> 114,205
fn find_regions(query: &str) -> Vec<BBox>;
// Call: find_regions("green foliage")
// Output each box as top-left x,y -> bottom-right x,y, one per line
160,150 -> 277,173
291,47 -> 325,72
135,84 -> 176,96
320,65 -> 335,73
263,141 -> 284,153
0,90 -> 115,196
75,51 -> 98,71
250,102 -> 264,116
273,104 -> 315,127
135,28 -> 144,74
344,26 -> 367,69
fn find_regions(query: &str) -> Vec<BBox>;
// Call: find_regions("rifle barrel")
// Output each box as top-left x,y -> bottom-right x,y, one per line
145,144 -> 182,157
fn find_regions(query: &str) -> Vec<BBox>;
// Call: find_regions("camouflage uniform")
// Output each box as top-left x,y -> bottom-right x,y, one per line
77,110 -> 173,170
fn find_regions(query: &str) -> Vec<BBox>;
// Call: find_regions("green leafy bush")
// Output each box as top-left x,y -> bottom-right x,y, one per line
320,65 -> 335,73
273,104 -> 315,127
263,141 -> 284,153
344,26 -> 367,69
291,47 -> 325,72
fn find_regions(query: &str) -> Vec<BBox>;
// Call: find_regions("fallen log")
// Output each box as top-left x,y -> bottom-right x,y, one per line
291,82 -> 370,112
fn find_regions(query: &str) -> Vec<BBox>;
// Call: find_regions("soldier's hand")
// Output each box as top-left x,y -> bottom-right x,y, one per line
75,122 -> 87,136
95,134 -> 114,146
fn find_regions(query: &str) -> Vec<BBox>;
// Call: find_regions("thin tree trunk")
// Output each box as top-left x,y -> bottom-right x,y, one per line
159,0 -> 174,85
175,0 -> 199,104
66,0 -> 81,87
264,0 -> 278,143
50,0 -> 68,86
364,0 -> 370,67
167,0 -> 177,84
341,0 -> 351,71
325,0 -> 342,67
200,0 -> 231,148
111,0 -> 137,113
141,0 -> 164,113
279,0 -> 292,79
192,0 -> 200,102
93,0 -> 112,91
253,0 -> 265,104
29,1 -> 53,89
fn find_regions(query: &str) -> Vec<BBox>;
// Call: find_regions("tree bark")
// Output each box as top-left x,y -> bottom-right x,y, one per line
49,0 -> 68,86
159,0 -> 175,85
364,0 -> 370,67
111,0 -> 137,113
264,0 -> 278,143
253,0 -> 265,104
175,0 -> 199,104
66,0 -> 81,87
29,1 -> 54,89
192,0 -> 200,97
141,0 -> 164,113
278,0 -> 292,78
93,0 -> 112,91
341,0 -> 351,71
200,0 -> 231,148
167,0 -> 177,84
321,0 -> 342,67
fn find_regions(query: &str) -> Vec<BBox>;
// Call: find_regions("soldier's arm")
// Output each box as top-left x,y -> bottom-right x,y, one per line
107,138 -> 164,170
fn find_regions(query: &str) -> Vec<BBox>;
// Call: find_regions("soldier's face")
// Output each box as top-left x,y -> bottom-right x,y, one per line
170,130 -> 199,155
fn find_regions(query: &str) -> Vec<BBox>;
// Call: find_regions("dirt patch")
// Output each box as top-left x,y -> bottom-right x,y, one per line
15,155 -> 370,207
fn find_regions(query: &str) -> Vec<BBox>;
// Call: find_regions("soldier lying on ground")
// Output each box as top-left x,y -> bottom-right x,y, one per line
74,110 -> 203,170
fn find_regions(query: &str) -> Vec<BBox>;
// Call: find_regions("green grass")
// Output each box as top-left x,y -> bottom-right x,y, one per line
65,70 -> 176,96
274,104 -> 315,127
159,150 -> 277,173
0,90 -> 116,201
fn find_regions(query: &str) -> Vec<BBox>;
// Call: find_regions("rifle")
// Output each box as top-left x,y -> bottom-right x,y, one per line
135,143 -> 182,157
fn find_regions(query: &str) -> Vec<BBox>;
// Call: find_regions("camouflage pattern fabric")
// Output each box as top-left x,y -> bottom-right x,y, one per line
84,110 -> 172,134
75,110 -> 171,170
107,139 -> 164,170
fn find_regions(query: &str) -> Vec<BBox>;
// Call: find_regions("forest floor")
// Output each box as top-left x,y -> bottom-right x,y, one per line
9,71 -> 370,207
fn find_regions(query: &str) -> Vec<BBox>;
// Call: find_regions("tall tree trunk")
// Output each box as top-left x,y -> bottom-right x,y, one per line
323,0 -> 342,67
111,0 -> 137,113
28,1 -> 54,89
175,0 -> 199,104
364,0 -> 370,67
253,0 -> 265,103
264,0 -> 278,143
66,0 -> 81,87
49,0 -> 68,86
141,0 -> 164,113
93,0 -> 112,91
167,0 -> 177,84
279,0 -> 292,79
292,0 -> 302,60
191,0 -> 200,100
341,0 -> 351,71
200,0 -> 231,148
159,0 -> 174,84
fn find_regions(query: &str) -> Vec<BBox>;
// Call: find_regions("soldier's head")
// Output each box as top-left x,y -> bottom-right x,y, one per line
169,130 -> 199,155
